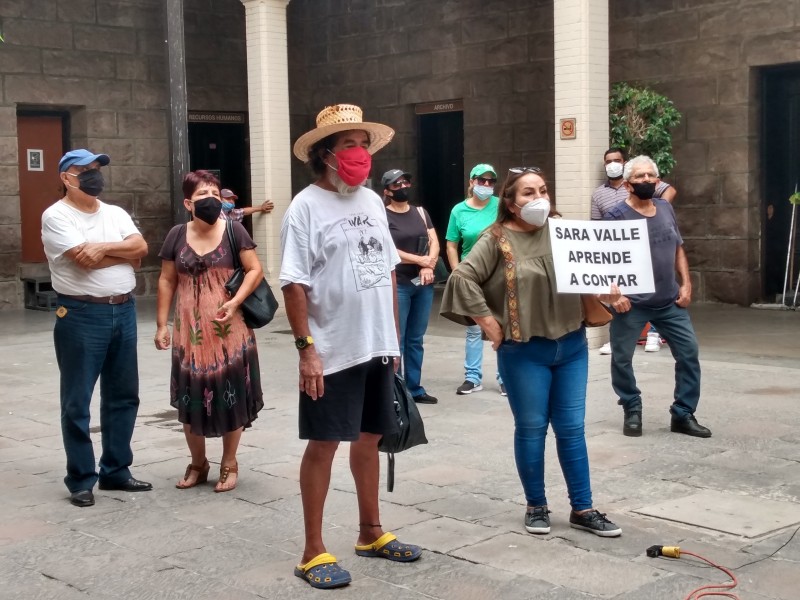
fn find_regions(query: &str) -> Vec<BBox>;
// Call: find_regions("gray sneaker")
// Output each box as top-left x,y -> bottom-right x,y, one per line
524,506 -> 551,534
569,510 -> 622,537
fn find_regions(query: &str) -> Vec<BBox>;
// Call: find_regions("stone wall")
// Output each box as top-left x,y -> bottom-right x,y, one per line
0,0 -> 248,307
286,0 -> 556,196
609,0 -> 800,304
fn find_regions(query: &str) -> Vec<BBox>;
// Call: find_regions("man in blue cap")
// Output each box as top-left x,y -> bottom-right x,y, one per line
41,149 -> 151,507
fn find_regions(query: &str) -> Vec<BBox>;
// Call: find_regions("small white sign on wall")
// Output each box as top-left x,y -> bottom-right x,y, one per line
548,219 -> 655,294
27,149 -> 44,172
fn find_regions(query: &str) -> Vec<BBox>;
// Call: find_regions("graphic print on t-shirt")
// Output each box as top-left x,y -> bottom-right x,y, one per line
342,212 -> 391,291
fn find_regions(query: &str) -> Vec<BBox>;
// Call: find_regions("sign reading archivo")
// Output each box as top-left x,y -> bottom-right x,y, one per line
548,219 -> 654,294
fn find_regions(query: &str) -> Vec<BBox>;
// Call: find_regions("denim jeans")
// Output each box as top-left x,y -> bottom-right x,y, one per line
609,303 -> 700,418
464,324 -> 503,386
497,328 -> 593,511
54,296 -> 140,492
396,282 -> 434,397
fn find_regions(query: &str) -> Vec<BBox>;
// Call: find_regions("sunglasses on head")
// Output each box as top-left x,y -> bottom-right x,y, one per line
474,177 -> 497,185
509,167 -> 543,174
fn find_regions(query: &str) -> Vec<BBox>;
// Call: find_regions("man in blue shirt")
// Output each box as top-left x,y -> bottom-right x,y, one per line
604,155 -> 711,439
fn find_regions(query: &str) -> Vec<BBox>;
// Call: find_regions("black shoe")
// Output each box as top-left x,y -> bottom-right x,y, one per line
670,415 -> 711,438
569,510 -> 622,537
98,477 -> 153,492
623,411 -> 642,437
414,393 -> 438,404
70,489 -> 95,507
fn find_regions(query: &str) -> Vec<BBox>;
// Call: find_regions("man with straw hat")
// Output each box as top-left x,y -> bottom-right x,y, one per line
280,104 -> 422,589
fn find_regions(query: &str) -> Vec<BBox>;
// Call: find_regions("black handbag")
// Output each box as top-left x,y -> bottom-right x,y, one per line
223,219 -> 279,328
378,373 -> 428,492
415,207 -> 449,283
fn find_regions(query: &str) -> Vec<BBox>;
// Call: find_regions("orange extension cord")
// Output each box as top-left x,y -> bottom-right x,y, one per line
646,546 -> 739,599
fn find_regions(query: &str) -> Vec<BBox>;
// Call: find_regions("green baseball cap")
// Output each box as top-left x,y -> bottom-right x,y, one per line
469,163 -> 497,179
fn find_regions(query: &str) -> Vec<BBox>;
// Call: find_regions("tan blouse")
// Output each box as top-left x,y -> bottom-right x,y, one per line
440,225 -> 584,342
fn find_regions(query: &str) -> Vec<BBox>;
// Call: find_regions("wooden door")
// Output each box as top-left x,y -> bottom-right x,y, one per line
17,115 -> 64,262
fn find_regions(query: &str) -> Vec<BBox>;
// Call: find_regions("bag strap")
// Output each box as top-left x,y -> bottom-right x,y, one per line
415,206 -> 427,227
224,219 -> 242,270
495,234 -> 522,342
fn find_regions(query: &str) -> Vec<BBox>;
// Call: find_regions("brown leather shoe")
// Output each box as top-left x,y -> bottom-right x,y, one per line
176,460 -> 210,489
214,462 -> 238,493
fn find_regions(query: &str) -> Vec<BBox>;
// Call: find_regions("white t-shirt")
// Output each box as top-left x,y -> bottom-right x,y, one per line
280,184 -> 401,375
41,199 -> 140,296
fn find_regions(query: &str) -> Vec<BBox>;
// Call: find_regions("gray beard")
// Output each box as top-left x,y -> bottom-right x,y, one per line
329,168 -> 362,195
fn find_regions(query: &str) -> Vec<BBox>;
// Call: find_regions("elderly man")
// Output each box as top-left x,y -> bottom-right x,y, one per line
592,147 -> 676,355
603,155 -> 711,439
41,149 -> 151,507
280,105 -> 422,590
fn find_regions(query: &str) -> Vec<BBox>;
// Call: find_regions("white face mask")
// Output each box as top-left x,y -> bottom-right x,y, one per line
605,162 -> 624,179
516,198 -> 551,227
473,185 -> 494,201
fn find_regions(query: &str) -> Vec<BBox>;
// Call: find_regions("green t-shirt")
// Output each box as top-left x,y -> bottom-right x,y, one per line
445,196 -> 499,260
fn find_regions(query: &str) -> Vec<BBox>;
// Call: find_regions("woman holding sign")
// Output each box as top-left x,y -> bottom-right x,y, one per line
441,167 -> 622,538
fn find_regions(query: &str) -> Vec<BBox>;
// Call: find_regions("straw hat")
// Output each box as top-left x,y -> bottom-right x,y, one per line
293,104 -> 395,162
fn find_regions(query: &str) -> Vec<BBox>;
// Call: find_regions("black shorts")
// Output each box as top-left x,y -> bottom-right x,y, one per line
299,356 -> 398,442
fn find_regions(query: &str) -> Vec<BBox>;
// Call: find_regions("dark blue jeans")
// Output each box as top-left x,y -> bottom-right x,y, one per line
396,282 -> 434,397
54,296 -> 140,492
497,328 -> 593,511
609,303 -> 700,418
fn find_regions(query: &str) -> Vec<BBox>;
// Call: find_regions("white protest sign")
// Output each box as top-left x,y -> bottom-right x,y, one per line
548,219 -> 654,294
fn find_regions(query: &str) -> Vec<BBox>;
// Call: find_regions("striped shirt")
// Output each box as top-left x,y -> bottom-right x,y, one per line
590,180 -> 671,220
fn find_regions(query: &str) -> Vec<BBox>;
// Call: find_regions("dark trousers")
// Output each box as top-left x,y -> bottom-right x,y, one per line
610,303 -> 701,419
54,296 -> 140,492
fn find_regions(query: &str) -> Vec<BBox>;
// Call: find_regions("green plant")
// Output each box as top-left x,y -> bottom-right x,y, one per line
609,82 -> 682,176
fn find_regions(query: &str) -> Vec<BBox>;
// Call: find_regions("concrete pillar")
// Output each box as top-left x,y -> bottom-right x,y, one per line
239,0 -> 291,284
553,0 -> 609,346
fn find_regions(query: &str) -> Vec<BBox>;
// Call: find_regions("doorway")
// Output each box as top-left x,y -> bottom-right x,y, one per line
17,112 -> 68,263
762,66 -> 800,300
188,118 -> 250,227
416,110 -> 465,260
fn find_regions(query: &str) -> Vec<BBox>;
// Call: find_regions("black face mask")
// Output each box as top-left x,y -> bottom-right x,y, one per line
193,196 -> 222,224
390,187 -> 410,202
73,169 -> 105,197
630,181 -> 656,200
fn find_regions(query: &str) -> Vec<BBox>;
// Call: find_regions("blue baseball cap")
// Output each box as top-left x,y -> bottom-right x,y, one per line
58,149 -> 110,173
469,163 -> 496,179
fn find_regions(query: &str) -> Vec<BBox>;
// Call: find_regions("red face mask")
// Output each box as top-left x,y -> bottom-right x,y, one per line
330,146 -> 372,186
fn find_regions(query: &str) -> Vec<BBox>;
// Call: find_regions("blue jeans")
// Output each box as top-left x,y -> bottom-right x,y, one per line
610,303 -> 700,418
497,328 -> 592,511
464,324 -> 504,386
54,296 -> 141,492
397,283 -> 434,397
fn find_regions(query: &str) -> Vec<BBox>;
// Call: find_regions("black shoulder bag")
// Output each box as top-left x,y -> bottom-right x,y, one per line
378,372 -> 428,492
223,219 -> 279,328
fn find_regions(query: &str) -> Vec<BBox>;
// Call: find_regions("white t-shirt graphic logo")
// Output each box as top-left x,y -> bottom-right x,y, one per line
343,213 -> 390,291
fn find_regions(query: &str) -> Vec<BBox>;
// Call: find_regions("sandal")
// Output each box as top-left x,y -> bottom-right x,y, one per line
175,460 -> 210,489
354,532 -> 422,562
294,552 -> 351,589
214,462 -> 238,493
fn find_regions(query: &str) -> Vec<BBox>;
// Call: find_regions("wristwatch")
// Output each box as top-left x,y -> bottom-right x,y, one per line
295,335 -> 314,350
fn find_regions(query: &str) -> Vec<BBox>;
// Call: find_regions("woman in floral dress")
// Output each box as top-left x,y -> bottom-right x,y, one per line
155,170 -> 264,492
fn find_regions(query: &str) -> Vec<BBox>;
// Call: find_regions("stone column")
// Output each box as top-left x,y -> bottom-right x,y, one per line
165,0 -> 191,225
553,0 -> 609,346
239,0 -> 292,284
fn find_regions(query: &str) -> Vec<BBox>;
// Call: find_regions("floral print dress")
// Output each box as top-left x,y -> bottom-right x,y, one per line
159,222 -> 264,437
